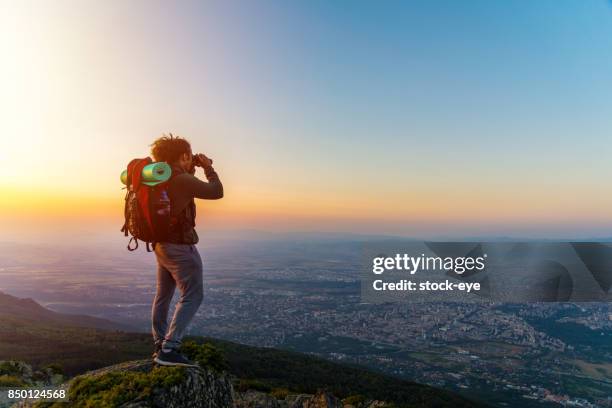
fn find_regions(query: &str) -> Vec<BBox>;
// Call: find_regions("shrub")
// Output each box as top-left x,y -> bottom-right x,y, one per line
39,366 -> 186,407
181,341 -> 228,372
236,378 -> 271,393
0,361 -> 24,376
43,363 -> 64,375
344,394 -> 367,405
270,387 -> 290,399
0,375 -> 25,387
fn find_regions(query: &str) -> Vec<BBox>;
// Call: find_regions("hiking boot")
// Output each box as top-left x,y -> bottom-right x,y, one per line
154,348 -> 198,367
152,342 -> 162,359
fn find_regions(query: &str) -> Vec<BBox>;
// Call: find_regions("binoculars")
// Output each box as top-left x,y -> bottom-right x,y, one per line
189,153 -> 212,172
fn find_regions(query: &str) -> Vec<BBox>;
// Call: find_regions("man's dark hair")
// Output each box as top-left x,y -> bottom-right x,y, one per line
150,133 -> 192,163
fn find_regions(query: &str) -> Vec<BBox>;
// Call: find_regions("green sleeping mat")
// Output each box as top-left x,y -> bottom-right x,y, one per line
120,162 -> 172,186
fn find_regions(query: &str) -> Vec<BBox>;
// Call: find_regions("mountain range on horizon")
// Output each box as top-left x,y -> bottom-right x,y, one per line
0,291 -> 133,332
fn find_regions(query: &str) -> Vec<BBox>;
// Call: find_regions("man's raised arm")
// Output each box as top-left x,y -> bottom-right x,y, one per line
184,164 -> 223,199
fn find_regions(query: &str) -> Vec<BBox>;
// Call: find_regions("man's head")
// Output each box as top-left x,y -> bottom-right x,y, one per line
150,133 -> 193,172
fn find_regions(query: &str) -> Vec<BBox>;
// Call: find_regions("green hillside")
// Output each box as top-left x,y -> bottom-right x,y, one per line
0,293 -> 486,407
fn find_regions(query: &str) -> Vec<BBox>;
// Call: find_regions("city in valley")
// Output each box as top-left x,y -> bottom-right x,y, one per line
1,237 -> 611,408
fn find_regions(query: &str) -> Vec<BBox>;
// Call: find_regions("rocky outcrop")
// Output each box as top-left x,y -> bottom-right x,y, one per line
75,360 -> 234,408
234,390 -> 389,408
298,391 -> 343,408
19,360 -> 235,408
1,360 -> 65,408
5,359 -> 391,408
235,389 -> 283,407
0,360 -> 64,387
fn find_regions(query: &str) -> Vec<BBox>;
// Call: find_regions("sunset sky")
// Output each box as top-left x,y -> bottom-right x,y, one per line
2,0 -> 612,241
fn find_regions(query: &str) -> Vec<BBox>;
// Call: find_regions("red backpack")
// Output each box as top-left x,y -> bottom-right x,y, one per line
120,158 -> 173,251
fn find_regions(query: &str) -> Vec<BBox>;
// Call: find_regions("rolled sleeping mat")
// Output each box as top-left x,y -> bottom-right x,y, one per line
120,162 -> 172,186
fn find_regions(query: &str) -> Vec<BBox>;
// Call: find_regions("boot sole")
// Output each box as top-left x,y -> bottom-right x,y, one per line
153,356 -> 198,367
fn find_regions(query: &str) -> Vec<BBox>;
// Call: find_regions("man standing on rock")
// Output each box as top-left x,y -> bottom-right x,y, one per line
149,134 -> 223,366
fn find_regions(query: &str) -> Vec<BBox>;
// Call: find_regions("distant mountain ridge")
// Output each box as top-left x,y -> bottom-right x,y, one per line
0,291 -> 132,331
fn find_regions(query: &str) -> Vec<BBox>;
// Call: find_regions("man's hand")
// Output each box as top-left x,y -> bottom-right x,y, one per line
194,153 -> 213,168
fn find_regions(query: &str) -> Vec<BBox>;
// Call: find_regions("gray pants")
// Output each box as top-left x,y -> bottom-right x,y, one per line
152,242 -> 204,351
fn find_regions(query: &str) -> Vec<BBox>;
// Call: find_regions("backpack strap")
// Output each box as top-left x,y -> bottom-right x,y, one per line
126,157 -> 152,192
120,189 -> 130,236
127,236 -> 139,251
137,187 -> 154,234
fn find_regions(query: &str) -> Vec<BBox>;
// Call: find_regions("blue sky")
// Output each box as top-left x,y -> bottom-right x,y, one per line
2,0 -> 612,239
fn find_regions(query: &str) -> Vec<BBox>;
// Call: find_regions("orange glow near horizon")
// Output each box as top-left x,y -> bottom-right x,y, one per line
2,2 -> 612,240
2,182 -> 611,238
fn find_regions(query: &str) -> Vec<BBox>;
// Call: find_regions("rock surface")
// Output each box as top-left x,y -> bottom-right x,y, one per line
6,360 -> 393,408
94,360 -> 234,407
298,391 -> 343,408
235,389 -> 282,407
234,390 -> 388,408
11,360 -> 234,408
83,360 -> 234,408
